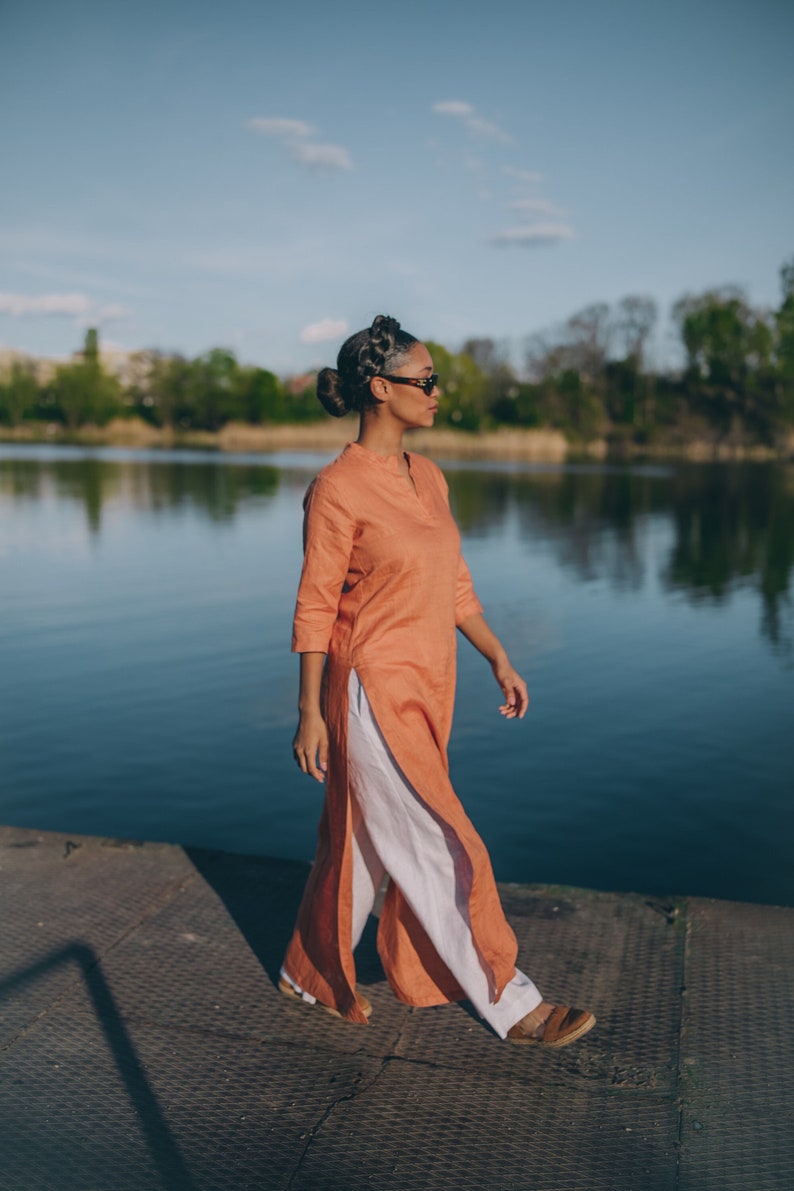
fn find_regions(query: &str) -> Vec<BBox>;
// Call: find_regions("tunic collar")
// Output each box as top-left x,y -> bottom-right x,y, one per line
344,441 -> 412,473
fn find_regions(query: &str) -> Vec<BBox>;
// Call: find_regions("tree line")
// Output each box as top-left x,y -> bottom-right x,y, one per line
2,260 -> 793,446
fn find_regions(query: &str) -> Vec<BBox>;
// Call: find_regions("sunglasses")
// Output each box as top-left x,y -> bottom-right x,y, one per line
380,373 -> 439,396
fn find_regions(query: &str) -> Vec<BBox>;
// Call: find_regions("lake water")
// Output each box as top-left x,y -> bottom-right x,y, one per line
1,444 -> 792,906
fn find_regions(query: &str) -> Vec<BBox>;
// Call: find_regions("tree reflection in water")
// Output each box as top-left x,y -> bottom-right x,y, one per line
1,447 -> 791,903
0,449 -> 791,656
0,451 -> 281,532
445,462 -> 793,657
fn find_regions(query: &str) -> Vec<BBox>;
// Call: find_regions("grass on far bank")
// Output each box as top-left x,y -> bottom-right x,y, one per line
1,416 -> 792,463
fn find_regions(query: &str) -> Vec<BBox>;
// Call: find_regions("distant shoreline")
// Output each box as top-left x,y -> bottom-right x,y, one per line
1,417 -> 792,463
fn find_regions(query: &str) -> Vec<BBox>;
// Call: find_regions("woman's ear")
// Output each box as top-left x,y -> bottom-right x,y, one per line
369,376 -> 388,403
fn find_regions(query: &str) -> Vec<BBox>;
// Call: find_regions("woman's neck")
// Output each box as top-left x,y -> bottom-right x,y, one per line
355,414 -> 405,458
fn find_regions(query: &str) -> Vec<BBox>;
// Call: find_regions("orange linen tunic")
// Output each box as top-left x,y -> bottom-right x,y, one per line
283,442 -> 518,1023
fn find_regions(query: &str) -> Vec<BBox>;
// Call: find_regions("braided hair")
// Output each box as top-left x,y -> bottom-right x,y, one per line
316,315 -> 418,417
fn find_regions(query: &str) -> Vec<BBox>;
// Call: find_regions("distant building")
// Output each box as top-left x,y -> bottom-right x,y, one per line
0,348 -> 61,384
0,338 -> 142,388
285,371 -> 317,395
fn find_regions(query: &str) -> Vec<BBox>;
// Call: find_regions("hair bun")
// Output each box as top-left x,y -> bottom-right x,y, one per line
313,316 -> 418,418
316,367 -> 348,418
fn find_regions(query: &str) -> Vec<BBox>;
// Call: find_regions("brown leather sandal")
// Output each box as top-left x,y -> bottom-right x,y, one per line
278,977 -> 372,1019
507,1005 -> 595,1048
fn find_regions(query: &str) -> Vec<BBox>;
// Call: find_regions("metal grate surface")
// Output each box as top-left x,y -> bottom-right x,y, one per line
394,885 -> 685,1095
1,991 -> 381,1191
290,1060 -> 678,1191
0,827 -> 196,1047
678,897 -> 794,1191
3,825 -> 793,1189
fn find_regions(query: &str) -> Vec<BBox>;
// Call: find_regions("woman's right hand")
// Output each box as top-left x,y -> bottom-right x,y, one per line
292,711 -> 329,782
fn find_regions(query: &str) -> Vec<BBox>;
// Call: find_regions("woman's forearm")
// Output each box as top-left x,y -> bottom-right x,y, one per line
458,612 -> 529,718
457,612 -> 508,665
297,651 -> 326,714
294,652 -> 329,781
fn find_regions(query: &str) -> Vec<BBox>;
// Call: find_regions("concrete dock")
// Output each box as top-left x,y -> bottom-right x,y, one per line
1,824 -> 792,1190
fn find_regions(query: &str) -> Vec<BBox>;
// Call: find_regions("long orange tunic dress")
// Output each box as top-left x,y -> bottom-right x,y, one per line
282,442 -> 519,1023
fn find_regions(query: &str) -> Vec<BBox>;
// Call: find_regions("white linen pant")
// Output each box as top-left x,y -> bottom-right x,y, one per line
283,669 -> 542,1038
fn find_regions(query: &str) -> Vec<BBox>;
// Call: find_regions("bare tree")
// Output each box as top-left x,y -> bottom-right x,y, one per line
565,303 -> 612,383
462,337 -> 513,377
462,337 -> 498,373
615,296 -> 658,371
525,333 -> 571,382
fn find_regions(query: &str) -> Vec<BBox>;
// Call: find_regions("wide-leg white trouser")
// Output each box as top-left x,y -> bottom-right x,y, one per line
283,670 -> 542,1039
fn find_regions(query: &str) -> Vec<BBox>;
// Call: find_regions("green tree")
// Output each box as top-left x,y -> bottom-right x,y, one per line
124,350 -> 171,426
238,366 -> 284,423
425,340 -> 489,430
489,382 -> 540,427
0,360 -> 39,426
187,348 -> 240,430
281,377 -> 325,422
462,337 -> 519,425
155,354 -> 195,428
83,327 -> 99,366
524,329 -> 607,438
612,295 -> 658,429
672,288 -> 777,438
48,329 -> 122,428
775,256 -> 794,426
565,303 -> 612,387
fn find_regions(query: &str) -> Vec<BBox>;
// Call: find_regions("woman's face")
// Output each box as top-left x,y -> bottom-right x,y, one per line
375,343 -> 439,430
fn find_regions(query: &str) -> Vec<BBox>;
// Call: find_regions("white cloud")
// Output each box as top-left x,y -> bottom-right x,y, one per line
95,303 -> 130,322
300,318 -> 348,344
508,198 -> 565,218
0,291 -> 92,317
433,100 -> 475,117
247,115 -> 353,172
491,223 -> 575,246
504,166 -> 544,184
432,99 -> 512,143
0,292 -> 131,325
247,117 -> 315,138
465,115 -> 511,143
290,141 -> 352,171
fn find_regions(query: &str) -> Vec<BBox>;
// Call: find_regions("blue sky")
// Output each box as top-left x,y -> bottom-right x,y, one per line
1,0 -> 792,374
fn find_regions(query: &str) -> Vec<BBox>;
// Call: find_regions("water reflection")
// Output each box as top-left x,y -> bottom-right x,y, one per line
0,453 -> 280,531
1,450 -> 792,656
663,466 -> 794,652
445,463 -> 794,656
1,447 -> 791,903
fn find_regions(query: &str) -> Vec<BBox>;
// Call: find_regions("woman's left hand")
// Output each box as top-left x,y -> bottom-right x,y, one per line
456,612 -> 530,720
492,656 -> 529,720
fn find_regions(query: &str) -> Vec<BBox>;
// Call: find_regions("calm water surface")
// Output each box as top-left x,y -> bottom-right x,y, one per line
1,444 -> 792,905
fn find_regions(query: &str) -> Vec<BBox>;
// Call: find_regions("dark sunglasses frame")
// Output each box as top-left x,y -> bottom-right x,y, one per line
379,373 -> 439,396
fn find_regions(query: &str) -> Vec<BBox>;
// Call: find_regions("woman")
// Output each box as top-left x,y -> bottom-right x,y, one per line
280,315 -> 594,1047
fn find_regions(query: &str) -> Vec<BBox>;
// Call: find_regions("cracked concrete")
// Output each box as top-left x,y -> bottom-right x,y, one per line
1,824 -> 793,1190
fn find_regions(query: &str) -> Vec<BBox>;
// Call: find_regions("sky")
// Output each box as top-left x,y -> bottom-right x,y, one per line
1,0 -> 793,375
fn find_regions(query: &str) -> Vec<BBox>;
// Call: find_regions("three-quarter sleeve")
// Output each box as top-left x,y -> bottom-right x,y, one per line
455,553 -> 483,625
291,475 -> 356,654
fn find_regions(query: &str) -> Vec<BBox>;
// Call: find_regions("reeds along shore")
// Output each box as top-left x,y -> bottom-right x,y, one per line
1,416 -> 793,463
